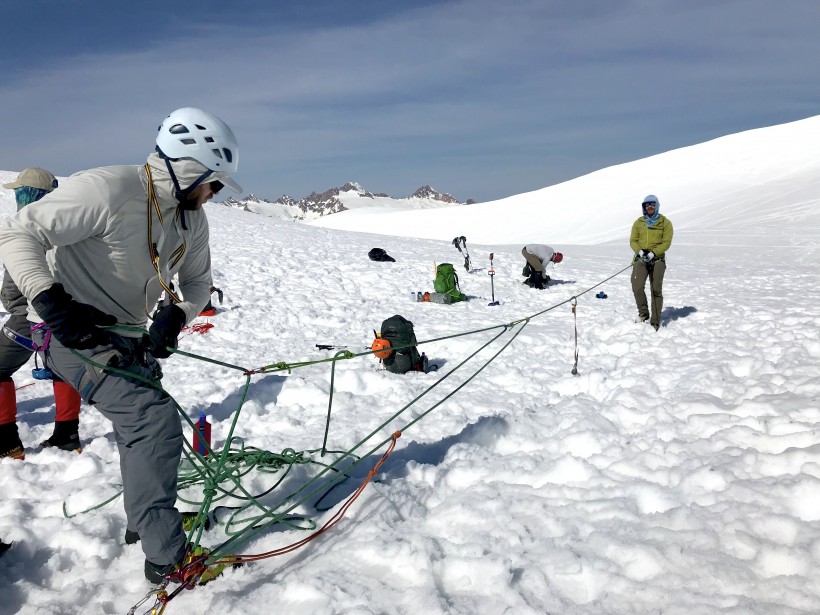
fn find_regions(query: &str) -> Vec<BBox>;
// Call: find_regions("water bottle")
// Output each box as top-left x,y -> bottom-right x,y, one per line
192,411 -> 211,456
417,291 -> 423,302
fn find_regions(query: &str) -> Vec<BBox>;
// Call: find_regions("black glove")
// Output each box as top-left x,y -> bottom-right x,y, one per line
31,283 -> 117,349
144,304 -> 187,359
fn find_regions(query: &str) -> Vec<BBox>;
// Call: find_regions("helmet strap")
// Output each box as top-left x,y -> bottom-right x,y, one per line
157,147 -> 213,203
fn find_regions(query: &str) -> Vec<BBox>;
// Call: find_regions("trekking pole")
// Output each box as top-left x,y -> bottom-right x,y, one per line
487,253 -> 500,306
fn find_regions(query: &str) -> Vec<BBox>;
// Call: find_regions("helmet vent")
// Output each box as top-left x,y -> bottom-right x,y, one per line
195,124 -> 207,131
169,124 -> 189,134
222,149 -> 233,163
205,137 -> 215,143
180,138 -> 196,145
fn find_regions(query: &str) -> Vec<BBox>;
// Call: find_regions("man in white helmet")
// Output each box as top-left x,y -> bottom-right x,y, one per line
0,107 -> 241,582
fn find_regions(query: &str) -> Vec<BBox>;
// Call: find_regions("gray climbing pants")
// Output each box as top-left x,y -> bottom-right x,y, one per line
32,329 -> 185,566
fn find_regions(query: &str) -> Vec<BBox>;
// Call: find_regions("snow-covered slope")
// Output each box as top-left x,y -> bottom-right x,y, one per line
0,115 -> 819,614
311,115 -> 820,246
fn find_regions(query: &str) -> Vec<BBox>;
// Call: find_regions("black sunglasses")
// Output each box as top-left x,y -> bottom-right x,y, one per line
210,180 -> 224,195
642,201 -> 657,207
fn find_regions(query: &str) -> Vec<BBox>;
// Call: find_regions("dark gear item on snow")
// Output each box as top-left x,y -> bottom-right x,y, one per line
368,247 -> 396,262
376,315 -> 428,374
144,304 -> 187,359
31,284 -> 117,349
433,263 -> 467,303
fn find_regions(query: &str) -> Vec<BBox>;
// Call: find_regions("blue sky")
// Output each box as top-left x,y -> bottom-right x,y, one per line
1,0 -> 819,203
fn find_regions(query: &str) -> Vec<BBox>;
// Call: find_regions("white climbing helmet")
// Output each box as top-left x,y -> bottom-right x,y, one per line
156,107 -> 241,191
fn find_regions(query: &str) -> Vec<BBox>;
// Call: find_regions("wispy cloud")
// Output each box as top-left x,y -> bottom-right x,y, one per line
1,0 -> 818,202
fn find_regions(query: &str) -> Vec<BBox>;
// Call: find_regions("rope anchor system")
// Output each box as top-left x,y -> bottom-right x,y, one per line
112,263 -> 633,613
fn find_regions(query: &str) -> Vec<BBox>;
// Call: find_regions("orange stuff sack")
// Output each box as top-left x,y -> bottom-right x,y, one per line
371,336 -> 392,360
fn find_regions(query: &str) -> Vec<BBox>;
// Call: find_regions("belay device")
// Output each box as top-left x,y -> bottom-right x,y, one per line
452,236 -> 472,272
487,253 -> 500,306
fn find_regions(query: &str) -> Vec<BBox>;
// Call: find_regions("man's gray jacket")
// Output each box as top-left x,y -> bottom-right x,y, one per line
0,153 -> 211,334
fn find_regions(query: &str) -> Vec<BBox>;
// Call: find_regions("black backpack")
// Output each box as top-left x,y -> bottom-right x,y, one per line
379,315 -> 427,374
368,247 -> 396,262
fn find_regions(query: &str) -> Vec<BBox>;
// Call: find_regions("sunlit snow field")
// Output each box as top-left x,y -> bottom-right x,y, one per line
1,117 -> 819,614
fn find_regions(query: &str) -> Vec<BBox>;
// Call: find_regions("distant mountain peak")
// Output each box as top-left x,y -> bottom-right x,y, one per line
339,181 -> 364,192
218,181 -> 464,222
409,185 -> 459,203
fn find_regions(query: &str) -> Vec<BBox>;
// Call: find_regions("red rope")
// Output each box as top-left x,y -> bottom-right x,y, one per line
182,322 -> 214,335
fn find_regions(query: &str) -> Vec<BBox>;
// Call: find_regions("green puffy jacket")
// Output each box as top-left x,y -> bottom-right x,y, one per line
629,214 -> 673,258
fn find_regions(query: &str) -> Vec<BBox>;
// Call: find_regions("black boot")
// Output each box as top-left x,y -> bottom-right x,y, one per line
145,559 -> 176,584
42,419 -> 82,453
527,270 -> 545,289
0,423 -> 24,459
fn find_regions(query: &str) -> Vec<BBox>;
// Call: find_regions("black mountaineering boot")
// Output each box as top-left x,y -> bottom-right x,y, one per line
145,559 -> 176,584
527,270 -> 544,289
0,422 -> 24,460
42,419 -> 82,453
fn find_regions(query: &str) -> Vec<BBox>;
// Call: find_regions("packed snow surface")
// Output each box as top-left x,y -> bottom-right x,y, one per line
0,116 -> 819,614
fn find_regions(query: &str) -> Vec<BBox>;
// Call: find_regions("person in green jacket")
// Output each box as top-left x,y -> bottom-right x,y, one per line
629,194 -> 673,331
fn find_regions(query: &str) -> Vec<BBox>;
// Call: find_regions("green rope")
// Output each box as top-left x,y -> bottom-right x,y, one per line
59,264 -> 631,568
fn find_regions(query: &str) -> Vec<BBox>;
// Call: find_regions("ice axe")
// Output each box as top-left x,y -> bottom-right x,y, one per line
487,253 -> 500,306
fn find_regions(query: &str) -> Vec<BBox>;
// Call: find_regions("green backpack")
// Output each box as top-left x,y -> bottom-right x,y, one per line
433,263 -> 467,302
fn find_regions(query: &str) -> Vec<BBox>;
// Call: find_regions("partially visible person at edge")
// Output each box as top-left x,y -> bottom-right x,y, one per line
0,168 -> 85,460
630,194 -> 673,331
0,107 -> 241,583
521,244 -> 563,289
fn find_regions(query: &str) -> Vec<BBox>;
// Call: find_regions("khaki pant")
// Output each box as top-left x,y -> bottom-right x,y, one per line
631,260 -> 666,328
522,247 -> 543,273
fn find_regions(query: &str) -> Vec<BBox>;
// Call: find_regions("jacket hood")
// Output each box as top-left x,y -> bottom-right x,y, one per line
145,152 -> 213,208
642,194 -> 660,214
